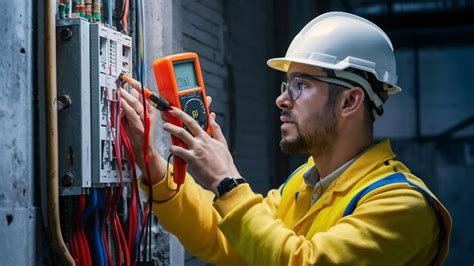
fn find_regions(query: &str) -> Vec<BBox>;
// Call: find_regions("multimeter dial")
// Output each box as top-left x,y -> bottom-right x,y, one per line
179,91 -> 208,130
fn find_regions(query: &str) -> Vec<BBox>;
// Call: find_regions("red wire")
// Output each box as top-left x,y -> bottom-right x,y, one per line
116,212 -> 131,266
106,87 -> 131,266
109,188 -> 131,266
111,206 -> 123,266
138,202 -> 150,250
120,124 -> 139,255
136,62 -> 153,262
103,224 -> 113,266
105,188 -> 114,265
69,195 -> 91,266
78,195 -> 92,266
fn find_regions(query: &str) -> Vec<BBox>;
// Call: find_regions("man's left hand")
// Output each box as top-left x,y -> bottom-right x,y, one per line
162,107 -> 242,194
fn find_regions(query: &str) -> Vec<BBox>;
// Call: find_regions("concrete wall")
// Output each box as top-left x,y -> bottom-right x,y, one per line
0,1 -> 38,265
144,1 -> 185,264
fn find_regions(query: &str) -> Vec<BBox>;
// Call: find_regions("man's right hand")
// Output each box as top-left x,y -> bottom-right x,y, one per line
120,80 -> 167,185
119,76 -> 214,185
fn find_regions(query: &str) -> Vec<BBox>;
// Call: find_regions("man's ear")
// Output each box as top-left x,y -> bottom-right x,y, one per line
340,87 -> 365,118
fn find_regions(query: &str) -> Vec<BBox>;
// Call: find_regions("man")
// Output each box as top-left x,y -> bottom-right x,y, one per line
121,12 -> 451,265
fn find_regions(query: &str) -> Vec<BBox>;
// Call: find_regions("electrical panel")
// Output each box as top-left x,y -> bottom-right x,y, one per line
56,18 -> 132,195
52,2 -> 166,264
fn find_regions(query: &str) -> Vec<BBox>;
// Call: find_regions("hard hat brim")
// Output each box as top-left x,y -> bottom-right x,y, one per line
267,57 -> 401,95
267,57 -> 342,73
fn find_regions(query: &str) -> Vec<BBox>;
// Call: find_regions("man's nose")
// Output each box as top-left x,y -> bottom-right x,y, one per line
276,89 -> 293,110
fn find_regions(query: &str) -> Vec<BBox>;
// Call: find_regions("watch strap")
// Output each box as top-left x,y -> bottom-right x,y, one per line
216,177 -> 247,198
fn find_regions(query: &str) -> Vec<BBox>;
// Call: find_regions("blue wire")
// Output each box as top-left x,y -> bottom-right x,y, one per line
82,188 -> 98,223
134,0 -> 140,79
80,189 -> 98,265
132,1 -> 143,261
97,189 -> 108,266
108,0 -> 113,27
140,0 -> 146,85
89,189 -> 105,266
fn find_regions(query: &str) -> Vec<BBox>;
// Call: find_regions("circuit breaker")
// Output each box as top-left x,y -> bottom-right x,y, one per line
56,18 -> 132,195
90,23 -> 132,186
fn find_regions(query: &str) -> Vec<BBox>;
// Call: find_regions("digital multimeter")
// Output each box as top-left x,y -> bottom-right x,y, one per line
153,52 -> 211,187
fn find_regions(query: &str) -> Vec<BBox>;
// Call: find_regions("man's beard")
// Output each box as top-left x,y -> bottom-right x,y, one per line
280,107 -> 338,156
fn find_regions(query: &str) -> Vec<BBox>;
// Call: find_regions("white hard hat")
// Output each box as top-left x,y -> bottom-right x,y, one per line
267,12 -> 401,113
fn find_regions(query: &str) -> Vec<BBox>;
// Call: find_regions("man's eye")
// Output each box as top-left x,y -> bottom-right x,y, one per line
296,81 -> 310,90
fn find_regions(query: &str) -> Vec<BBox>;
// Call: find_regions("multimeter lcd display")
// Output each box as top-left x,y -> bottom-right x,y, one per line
173,60 -> 199,91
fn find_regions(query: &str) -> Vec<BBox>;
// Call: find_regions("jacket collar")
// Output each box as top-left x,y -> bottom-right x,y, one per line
293,139 -> 396,229
330,138 -> 396,193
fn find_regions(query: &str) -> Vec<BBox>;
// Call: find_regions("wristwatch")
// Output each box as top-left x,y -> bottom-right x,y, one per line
216,176 -> 247,198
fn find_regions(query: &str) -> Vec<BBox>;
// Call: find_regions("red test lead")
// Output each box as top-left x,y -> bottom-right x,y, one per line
118,72 -> 171,111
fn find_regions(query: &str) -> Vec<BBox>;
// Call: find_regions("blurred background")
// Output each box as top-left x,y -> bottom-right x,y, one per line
0,0 -> 472,265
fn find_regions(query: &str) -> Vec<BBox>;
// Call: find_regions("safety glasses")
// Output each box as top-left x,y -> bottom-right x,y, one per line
280,75 -> 353,101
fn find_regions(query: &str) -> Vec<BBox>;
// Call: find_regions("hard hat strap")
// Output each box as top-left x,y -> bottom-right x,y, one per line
324,69 -> 384,110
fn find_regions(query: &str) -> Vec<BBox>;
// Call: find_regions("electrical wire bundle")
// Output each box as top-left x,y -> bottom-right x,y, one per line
69,195 -> 92,266
108,87 -> 131,266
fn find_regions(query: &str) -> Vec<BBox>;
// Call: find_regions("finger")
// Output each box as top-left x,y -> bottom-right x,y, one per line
209,112 -> 227,144
169,145 -> 192,162
130,89 -> 147,116
160,111 -> 169,122
168,108 -> 203,137
146,99 -> 156,116
122,75 -> 144,93
130,88 -> 142,100
121,88 -> 144,116
162,122 -> 196,148
206,96 -> 212,107
121,98 -> 144,132
130,87 -> 157,116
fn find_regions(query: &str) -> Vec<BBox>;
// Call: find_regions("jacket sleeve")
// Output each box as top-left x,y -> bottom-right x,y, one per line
214,184 -> 440,265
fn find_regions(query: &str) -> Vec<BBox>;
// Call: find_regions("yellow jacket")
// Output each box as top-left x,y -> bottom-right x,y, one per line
144,139 -> 452,265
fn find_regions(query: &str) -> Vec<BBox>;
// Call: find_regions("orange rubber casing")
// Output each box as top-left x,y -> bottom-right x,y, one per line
152,52 -> 211,187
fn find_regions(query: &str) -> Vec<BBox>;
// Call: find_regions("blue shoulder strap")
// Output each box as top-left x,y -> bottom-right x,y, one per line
343,172 -> 434,217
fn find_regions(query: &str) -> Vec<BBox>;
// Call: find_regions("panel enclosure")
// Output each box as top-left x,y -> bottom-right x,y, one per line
56,18 -> 92,195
